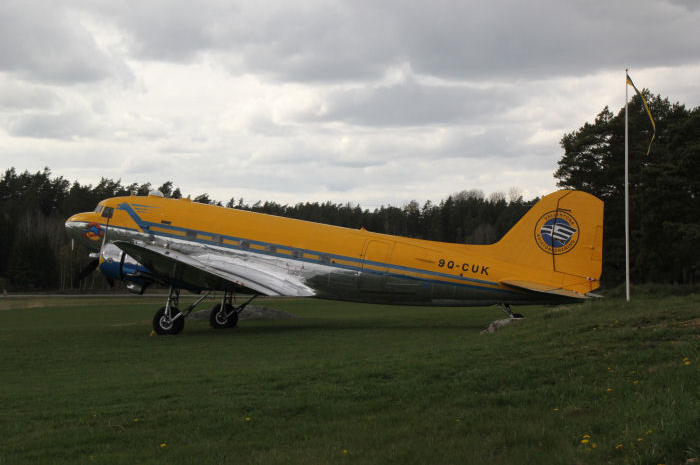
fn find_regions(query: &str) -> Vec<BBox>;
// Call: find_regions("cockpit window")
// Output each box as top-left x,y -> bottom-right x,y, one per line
101,206 -> 114,219
94,205 -> 104,214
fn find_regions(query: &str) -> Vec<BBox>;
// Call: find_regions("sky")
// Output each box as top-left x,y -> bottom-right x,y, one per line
1,0 -> 699,209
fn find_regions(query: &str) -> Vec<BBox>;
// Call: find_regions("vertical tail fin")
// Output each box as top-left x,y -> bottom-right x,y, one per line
493,190 -> 604,293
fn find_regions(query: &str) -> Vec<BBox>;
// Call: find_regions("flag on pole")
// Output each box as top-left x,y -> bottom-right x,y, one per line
626,73 -> 656,155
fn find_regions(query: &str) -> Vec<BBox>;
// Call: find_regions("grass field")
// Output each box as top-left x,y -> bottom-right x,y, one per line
0,293 -> 698,464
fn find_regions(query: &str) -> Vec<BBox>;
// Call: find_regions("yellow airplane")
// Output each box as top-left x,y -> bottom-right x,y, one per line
65,189 -> 603,335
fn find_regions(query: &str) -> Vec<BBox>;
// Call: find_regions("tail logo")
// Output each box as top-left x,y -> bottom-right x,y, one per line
535,211 -> 579,254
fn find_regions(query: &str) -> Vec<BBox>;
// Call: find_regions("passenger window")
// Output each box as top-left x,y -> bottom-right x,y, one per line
101,206 -> 114,218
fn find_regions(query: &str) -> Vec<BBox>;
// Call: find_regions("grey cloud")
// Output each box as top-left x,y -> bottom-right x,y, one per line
97,0 -> 228,61
0,82 -> 61,110
98,0 -> 398,81
391,0 -> 700,80
7,111 -> 99,140
88,0 -> 700,83
668,0 -> 700,11
315,79 -> 516,126
0,2 -> 127,84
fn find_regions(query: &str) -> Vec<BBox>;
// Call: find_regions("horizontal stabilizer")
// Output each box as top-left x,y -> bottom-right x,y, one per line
501,279 -> 590,300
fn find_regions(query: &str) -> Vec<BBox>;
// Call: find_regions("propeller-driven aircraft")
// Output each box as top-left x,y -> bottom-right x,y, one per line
65,189 -> 603,335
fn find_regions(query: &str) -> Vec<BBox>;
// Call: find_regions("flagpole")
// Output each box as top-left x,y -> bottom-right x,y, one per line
625,69 -> 631,302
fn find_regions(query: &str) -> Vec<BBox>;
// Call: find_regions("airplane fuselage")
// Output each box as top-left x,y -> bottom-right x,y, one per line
66,192 -> 601,307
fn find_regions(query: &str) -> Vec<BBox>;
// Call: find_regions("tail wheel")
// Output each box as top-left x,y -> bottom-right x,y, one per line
209,303 -> 239,329
153,306 -> 185,335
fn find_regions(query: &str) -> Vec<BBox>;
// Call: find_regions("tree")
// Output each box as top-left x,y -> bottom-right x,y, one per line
556,91 -> 700,285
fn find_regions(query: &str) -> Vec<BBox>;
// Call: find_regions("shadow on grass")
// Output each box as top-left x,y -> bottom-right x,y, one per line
182,320 -> 492,336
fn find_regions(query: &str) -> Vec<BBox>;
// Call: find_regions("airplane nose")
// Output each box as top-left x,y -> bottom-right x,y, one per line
65,219 -> 84,241
66,213 -> 106,251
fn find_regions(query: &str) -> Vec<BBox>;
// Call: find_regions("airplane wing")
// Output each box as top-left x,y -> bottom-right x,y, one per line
113,241 -> 314,297
500,279 -> 594,300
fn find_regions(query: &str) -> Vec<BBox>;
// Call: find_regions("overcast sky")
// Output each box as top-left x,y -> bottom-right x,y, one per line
1,0 -> 699,208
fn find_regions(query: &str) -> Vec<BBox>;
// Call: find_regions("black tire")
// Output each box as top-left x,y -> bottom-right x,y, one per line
227,310 -> 239,328
209,303 -> 239,329
153,306 -> 185,335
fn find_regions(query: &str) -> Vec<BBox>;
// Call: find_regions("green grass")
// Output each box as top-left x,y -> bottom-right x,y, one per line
1,294 -> 698,464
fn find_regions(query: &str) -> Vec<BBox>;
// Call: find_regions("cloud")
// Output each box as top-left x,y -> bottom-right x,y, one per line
82,0 -> 700,84
0,0 -> 699,211
7,111 -> 99,140
312,77 -> 516,127
0,1 -> 128,84
0,78 -> 61,110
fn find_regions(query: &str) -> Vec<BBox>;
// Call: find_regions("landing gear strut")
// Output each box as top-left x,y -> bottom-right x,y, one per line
153,287 -> 184,335
152,286 -> 212,335
499,303 -> 524,319
209,291 -> 259,329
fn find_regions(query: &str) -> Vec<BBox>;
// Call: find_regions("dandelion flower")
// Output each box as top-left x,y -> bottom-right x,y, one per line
581,439 -> 589,444
615,444 -> 623,450
245,417 -> 251,421
684,361 -> 691,366
343,449 -> 348,454
606,388 -> 612,392
160,443 -> 166,448
553,408 -> 559,412
633,380 -> 639,384
637,438 -> 643,442
583,434 -> 591,439
647,430 -> 653,434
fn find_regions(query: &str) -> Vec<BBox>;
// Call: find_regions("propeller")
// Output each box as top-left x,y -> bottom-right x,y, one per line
76,254 -> 115,288
77,211 -> 114,287
77,258 -> 99,281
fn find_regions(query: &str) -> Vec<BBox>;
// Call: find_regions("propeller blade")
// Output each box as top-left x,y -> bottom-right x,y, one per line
78,259 -> 99,281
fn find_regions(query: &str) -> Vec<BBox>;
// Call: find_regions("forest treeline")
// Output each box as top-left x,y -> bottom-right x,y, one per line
1,89 -> 698,291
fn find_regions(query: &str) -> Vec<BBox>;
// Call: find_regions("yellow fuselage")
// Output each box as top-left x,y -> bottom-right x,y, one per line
66,191 -> 602,306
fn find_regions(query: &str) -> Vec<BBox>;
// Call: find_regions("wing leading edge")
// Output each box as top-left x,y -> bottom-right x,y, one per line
113,241 -> 314,297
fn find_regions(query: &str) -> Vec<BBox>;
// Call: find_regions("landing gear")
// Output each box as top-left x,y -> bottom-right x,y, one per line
150,287 -> 259,335
153,287 -> 185,335
210,303 -> 238,329
151,286 -> 211,335
499,303 -> 524,319
209,291 -> 258,330
153,305 -> 184,335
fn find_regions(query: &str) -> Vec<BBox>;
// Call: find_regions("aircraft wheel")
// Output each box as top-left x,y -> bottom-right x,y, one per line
153,306 -> 185,335
210,303 -> 238,329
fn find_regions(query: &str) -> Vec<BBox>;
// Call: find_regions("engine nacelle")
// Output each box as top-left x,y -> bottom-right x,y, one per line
98,243 -> 154,294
